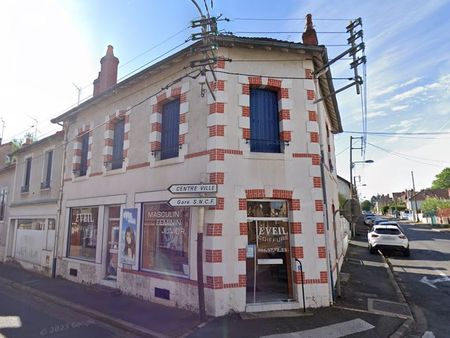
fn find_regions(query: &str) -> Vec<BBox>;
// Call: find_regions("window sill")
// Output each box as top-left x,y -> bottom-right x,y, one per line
103,166 -> 126,176
40,187 -> 51,191
72,175 -> 89,183
64,256 -> 97,265
243,152 -> 286,160
151,156 -> 184,168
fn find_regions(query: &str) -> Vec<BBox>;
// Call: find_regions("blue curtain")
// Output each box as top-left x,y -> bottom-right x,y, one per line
161,99 -> 180,160
112,119 -> 124,169
250,89 -> 281,153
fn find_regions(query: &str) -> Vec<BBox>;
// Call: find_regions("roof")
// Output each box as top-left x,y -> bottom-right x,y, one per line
51,35 -> 343,132
12,130 -> 64,156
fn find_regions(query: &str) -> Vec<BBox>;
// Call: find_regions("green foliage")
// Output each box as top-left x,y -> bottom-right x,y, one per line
361,200 -> 372,211
422,197 -> 450,213
382,206 -> 389,214
431,167 -> 450,189
391,205 -> 406,212
338,193 -> 347,208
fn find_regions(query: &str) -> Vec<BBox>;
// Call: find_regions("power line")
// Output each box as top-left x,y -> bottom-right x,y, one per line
231,17 -> 353,21
343,131 -> 450,136
210,69 -> 354,81
234,31 -> 347,34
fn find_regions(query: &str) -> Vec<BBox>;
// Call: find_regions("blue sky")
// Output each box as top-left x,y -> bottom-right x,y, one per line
1,0 -> 449,199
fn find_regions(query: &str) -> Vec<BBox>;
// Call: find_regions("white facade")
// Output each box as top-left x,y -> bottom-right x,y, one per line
52,37 -> 345,316
0,143 -> 15,261
7,133 -> 64,275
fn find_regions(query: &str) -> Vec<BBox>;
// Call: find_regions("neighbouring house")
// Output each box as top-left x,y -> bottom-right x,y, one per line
337,175 -> 351,256
7,131 -> 64,275
373,194 -> 392,214
50,17 -> 345,316
407,188 -> 450,223
0,142 -> 16,261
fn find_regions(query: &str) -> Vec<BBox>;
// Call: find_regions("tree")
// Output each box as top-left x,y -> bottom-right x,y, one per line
422,197 -> 450,214
361,200 -> 372,211
431,167 -> 450,189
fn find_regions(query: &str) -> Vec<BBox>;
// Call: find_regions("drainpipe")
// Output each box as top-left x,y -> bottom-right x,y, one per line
52,122 -> 68,278
313,71 -> 334,305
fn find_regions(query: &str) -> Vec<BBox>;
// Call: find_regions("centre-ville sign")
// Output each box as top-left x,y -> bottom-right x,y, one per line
168,184 -> 218,194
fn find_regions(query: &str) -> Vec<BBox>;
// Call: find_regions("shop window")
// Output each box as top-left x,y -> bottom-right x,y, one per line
67,207 -> 99,261
111,119 -> 124,170
141,203 -> 190,276
0,188 -> 7,221
160,99 -> 180,160
41,150 -> 53,189
247,201 -> 288,218
249,89 -> 281,153
21,157 -> 32,192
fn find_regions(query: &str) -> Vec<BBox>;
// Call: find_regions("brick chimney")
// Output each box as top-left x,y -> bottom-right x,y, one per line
93,45 -> 119,97
302,14 -> 318,45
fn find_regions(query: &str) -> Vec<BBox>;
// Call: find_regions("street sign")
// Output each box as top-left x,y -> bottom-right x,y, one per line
168,183 -> 218,194
168,197 -> 217,207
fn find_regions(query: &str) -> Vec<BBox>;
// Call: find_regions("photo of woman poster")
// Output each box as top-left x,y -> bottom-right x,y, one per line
120,208 -> 137,265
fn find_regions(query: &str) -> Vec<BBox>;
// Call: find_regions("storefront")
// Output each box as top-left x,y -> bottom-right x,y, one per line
246,200 -> 292,304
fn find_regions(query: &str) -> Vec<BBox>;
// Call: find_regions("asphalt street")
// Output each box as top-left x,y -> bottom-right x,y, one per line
0,279 -> 136,338
385,223 -> 450,338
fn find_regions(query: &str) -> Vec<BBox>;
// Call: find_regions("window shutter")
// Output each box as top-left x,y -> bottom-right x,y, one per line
250,89 -> 281,153
46,151 -> 53,185
25,158 -> 32,187
80,133 -> 89,176
161,99 -> 180,160
112,119 -> 125,169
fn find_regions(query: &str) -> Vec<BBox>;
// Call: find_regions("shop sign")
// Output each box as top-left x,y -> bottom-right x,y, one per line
168,183 -> 217,194
167,197 -> 217,207
120,208 -> 137,265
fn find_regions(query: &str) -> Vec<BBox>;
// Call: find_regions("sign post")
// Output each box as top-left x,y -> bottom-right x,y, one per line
167,183 -> 217,322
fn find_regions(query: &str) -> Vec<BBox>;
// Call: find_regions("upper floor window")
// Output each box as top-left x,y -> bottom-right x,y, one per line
21,157 -> 32,192
111,118 -> 124,170
41,150 -> 53,189
0,188 -> 7,221
79,133 -> 89,176
250,88 -> 281,153
160,99 -> 180,160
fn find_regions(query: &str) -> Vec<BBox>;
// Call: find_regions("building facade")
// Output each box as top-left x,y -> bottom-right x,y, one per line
0,142 -> 15,261
50,29 -> 345,316
7,132 -> 64,275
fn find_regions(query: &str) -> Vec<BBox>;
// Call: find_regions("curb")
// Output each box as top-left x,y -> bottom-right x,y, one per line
378,252 -> 416,338
0,275 -> 168,338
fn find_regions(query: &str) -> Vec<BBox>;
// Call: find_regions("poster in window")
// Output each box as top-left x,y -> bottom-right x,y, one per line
120,208 -> 137,265
142,203 -> 190,275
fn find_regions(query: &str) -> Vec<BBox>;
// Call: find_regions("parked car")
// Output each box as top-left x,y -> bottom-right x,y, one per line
364,214 -> 376,226
374,218 -> 389,225
378,221 -> 404,232
367,224 -> 410,256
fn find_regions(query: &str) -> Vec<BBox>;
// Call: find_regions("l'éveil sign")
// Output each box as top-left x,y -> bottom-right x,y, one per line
168,184 -> 217,194
168,197 -> 217,207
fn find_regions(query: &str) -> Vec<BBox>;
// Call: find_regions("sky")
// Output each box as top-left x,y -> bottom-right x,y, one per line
1,0 -> 450,199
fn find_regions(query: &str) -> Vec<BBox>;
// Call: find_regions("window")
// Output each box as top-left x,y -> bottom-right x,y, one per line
111,118 -> 124,170
160,99 -> 180,160
21,157 -> 32,192
67,207 -> 99,261
42,150 -> 53,189
141,203 -> 190,276
79,133 -> 89,176
0,188 -> 7,221
250,89 -> 281,153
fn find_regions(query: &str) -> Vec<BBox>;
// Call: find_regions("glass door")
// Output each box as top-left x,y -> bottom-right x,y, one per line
246,218 -> 292,303
105,206 -> 120,279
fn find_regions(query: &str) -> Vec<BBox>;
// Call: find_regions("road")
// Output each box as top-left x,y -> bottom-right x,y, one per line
386,223 -> 450,338
0,279 -> 136,338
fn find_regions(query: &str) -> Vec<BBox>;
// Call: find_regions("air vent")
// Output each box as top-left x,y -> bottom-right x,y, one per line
155,287 -> 170,300
69,268 -> 78,276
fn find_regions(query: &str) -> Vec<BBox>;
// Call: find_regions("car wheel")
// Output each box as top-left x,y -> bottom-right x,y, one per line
369,245 -> 376,254
403,248 -> 410,257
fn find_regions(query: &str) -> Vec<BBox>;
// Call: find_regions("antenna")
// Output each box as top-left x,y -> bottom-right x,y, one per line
25,114 -> 39,140
72,83 -> 82,105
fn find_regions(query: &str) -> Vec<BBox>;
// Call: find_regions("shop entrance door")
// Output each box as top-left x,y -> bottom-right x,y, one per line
105,206 -> 120,279
246,217 -> 292,303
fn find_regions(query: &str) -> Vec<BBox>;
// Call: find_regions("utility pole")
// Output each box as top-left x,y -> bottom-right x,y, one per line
411,171 -> 419,222
349,136 -> 362,237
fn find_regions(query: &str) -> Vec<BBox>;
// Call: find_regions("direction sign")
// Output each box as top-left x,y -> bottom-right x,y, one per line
168,184 -> 218,194
168,197 -> 217,207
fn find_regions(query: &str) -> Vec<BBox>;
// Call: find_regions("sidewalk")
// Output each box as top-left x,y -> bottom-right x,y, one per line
0,232 -> 413,338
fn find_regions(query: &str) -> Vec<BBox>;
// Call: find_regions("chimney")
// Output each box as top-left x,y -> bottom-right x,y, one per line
302,14 -> 318,45
93,45 -> 119,97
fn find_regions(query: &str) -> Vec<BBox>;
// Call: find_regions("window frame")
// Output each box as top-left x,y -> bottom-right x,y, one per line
159,98 -> 181,161
22,157 -> 32,192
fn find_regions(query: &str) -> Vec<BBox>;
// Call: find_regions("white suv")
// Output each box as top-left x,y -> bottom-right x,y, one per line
368,225 -> 410,257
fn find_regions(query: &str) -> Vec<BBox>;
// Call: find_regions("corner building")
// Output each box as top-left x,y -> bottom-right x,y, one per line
52,32 -> 345,316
